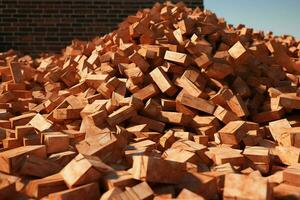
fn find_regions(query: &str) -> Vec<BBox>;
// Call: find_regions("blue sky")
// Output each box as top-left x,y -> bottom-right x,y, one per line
204,0 -> 300,39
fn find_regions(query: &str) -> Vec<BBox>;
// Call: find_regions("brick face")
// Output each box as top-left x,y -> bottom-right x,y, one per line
0,0 -> 203,55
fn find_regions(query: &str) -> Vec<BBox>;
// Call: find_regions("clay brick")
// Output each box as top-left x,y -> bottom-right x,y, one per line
60,154 -> 113,188
124,67 -> 144,85
177,189 -> 205,200
224,173 -> 272,200
25,173 -> 68,198
159,111 -> 191,125
29,113 -> 53,132
129,52 -> 150,72
243,146 -> 270,173
177,92 -> 215,114
150,66 -> 177,96
99,187 -> 123,200
218,121 -> 259,145
164,50 -> 190,66
9,113 -> 36,128
173,29 -> 185,45
0,174 -> 17,199
213,105 -> 240,124
15,125 -> 35,139
130,115 -> 165,132
48,151 -> 77,167
228,41 -> 249,61
20,155 -> 61,177
206,63 -> 233,79
103,170 -> 138,190
0,145 -> 46,174
282,165 -> 300,187
275,146 -> 300,165
243,146 -> 270,163
180,172 -> 217,199
44,132 -> 70,154
106,105 -> 136,126
232,76 -> 251,97
273,183 -> 300,199
131,155 -> 186,184
159,130 -> 176,150
279,93 -> 300,109
53,108 -> 82,120
133,84 -> 160,101
208,147 -> 244,166
194,53 -> 212,69
269,119 -> 291,145
163,148 -> 201,165
76,132 -> 125,164
48,182 -> 100,200
9,62 -> 23,83
125,181 -> 154,200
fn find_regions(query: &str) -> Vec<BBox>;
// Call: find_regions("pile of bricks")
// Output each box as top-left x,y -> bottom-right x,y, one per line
1,2 -> 300,200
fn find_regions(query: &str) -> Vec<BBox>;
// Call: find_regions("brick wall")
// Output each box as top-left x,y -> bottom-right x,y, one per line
0,0 -> 203,55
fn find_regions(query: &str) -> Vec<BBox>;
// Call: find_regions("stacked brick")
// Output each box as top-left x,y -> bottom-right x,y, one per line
0,0 -> 203,55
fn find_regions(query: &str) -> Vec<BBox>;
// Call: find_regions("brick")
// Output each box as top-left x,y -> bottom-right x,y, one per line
228,41 -> 249,61
133,83 -> 160,101
103,170 -> 138,190
176,71 -> 206,98
180,172 -> 217,199
159,130 -> 176,150
106,105 -> 136,126
206,63 -> 233,79
273,183 -> 300,199
213,105 -> 240,124
9,62 -> 23,83
124,67 -> 144,85
9,113 -> 36,128
48,182 -> 100,200
275,146 -> 300,165
279,93 -> 300,109
283,165 -> 300,187
99,187 -> 123,200
164,50 -> 190,66
60,154 -> 113,188
129,52 -> 150,73
177,189 -> 205,200
125,182 -> 154,200
20,155 -> 61,178
159,111 -> 191,126
75,132 -> 125,164
0,145 -> 46,174
0,173 -> 17,199
130,115 -> 165,132
218,121 -> 259,145
25,174 -> 68,199
224,173 -> 272,200
243,146 -> 270,173
208,147 -> 244,166
194,53 -> 212,69
269,119 -> 291,145
177,92 -> 215,114
150,66 -> 177,96
131,155 -> 186,184
29,113 -> 52,132
44,132 -> 70,154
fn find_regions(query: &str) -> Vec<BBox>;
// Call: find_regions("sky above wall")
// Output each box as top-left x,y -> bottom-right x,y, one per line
204,0 -> 300,39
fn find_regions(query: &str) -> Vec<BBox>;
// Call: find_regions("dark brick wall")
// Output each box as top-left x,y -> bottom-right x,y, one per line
0,0 -> 203,55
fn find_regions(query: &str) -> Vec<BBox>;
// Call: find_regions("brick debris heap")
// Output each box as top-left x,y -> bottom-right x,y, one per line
1,2 -> 300,200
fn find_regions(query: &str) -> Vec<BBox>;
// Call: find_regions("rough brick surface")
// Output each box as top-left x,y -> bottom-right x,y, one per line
0,0 -> 203,55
